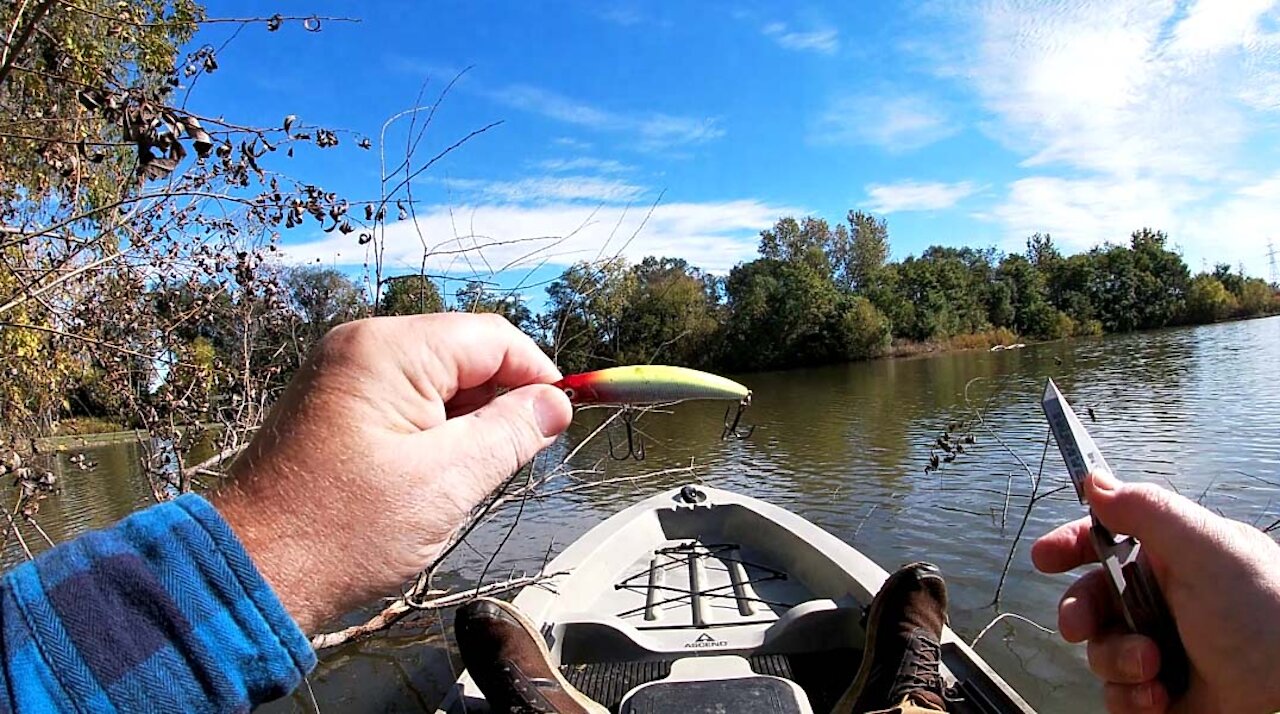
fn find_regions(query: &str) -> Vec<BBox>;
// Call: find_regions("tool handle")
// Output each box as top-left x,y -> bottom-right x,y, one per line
1120,544 -> 1190,699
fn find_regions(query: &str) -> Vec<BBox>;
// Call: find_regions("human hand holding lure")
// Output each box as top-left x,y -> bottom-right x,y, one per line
554,365 -> 754,460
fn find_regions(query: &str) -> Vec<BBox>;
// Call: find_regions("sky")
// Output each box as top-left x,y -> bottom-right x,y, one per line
189,0 -> 1280,304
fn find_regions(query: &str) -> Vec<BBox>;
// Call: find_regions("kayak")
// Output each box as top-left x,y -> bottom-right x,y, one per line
438,484 -> 1036,713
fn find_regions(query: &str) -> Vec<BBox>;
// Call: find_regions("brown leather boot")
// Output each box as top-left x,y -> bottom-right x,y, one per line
833,562 -> 949,713
455,597 -> 609,714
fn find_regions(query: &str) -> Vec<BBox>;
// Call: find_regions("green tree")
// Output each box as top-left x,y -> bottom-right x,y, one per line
616,257 -> 719,367
1185,274 -> 1237,323
838,210 -> 890,293
456,281 -> 534,332
723,258 -> 840,369
544,259 -> 634,372
380,275 -> 444,316
757,216 -> 834,277
1237,278 -> 1276,316
286,266 -> 367,344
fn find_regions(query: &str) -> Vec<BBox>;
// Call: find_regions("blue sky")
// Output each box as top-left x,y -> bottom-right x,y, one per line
189,1 -> 1280,303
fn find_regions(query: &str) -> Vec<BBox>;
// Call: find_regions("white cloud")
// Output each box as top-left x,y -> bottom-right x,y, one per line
969,0 -> 1277,177
956,0 -> 1280,275
864,181 -> 978,213
537,157 -> 631,174
486,84 -> 724,150
990,176 -> 1193,252
1170,0 -> 1276,55
762,21 -> 839,54
813,93 -> 956,151
444,176 -> 645,203
281,200 -> 795,275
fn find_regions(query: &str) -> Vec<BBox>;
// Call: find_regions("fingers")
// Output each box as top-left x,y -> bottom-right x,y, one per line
1089,632 -> 1161,684
1103,681 -> 1168,714
1032,515 -> 1097,573
422,384 -> 573,503
1086,471 -> 1225,565
1059,567 -> 1118,642
417,313 -> 562,399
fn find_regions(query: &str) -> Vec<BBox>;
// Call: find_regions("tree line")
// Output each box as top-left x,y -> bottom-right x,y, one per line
44,210 -> 1275,434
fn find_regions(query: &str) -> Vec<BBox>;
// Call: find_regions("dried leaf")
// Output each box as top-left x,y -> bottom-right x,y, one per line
358,232 -> 372,245
363,204 -> 373,221
357,137 -> 371,149
267,13 -> 283,31
303,16 -> 322,32
283,115 -> 297,134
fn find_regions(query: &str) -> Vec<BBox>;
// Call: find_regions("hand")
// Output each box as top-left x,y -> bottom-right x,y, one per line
1032,471 -> 1280,713
211,314 -> 573,632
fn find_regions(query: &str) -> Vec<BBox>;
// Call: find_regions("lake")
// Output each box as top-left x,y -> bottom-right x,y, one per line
9,315 -> 1279,713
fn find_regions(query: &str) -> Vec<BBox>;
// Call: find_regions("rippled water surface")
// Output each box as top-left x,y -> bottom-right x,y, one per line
10,317 -> 1280,713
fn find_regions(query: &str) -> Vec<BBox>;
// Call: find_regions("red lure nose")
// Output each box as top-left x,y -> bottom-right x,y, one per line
553,374 -> 593,404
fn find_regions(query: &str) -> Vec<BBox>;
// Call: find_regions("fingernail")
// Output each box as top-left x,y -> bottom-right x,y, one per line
533,388 -> 569,438
1123,641 -> 1147,680
1090,470 -> 1119,494
1132,682 -> 1155,708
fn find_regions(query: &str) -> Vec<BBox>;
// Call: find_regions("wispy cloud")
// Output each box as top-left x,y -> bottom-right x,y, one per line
762,21 -> 839,54
486,83 -> 724,151
536,157 -> 632,174
864,180 -> 978,213
812,93 -> 956,151
444,176 -> 646,203
953,0 -> 1280,274
282,199 -> 795,275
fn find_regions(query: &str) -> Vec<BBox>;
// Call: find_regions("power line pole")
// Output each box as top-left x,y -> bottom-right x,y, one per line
1269,239 -> 1279,285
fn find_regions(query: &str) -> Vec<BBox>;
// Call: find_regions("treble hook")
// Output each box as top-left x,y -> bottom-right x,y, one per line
608,407 -> 646,461
721,393 -> 755,440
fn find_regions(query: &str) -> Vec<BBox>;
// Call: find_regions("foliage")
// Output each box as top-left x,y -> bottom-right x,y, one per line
1186,275 -> 1238,323
536,213 -> 1274,377
380,274 -> 444,316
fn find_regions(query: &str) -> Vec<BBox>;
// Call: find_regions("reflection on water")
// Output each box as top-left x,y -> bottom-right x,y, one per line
8,317 -> 1280,713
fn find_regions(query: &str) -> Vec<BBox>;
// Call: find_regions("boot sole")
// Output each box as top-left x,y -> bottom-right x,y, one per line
477,597 -> 611,714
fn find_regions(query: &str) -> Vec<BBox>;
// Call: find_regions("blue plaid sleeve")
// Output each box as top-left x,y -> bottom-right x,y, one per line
0,494 -> 317,712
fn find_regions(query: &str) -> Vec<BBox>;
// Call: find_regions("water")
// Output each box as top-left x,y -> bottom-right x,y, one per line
8,316 -> 1279,713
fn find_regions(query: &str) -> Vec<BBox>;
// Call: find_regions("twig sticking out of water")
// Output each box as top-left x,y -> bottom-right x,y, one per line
969,612 -> 1057,649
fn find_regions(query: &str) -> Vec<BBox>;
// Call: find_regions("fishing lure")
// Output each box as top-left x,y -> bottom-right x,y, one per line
554,365 -> 754,460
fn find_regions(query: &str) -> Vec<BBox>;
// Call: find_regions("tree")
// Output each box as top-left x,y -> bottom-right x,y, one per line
838,210 -> 890,293
1185,274 -> 1237,323
757,216 -> 833,277
456,281 -> 534,332
544,259 -> 634,372
380,275 -> 444,316
615,257 -> 719,367
286,266 -> 367,344
1237,278 -> 1276,317
723,258 -> 841,369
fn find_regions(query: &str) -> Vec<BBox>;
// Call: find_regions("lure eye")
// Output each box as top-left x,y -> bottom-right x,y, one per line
563,387 -> 576,400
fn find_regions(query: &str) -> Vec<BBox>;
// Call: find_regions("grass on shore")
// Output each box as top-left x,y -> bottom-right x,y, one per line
885,327 -> 1021,359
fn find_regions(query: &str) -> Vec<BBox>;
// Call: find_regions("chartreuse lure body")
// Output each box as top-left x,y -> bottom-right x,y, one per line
554,366 -> 755,460
554,365 -> 750,406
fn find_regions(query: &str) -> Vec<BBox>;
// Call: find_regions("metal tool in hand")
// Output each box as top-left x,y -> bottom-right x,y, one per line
1041,378 -> 1190,698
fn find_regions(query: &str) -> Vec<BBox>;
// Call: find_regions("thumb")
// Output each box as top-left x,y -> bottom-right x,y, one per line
421,384 -> 573,507
1087,471 -> 1227,564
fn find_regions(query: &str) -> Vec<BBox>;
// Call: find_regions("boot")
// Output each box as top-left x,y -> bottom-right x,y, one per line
833,562 -> 949,713
454,597 -> 608,714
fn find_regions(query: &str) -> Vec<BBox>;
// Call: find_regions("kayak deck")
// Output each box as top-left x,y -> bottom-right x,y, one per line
439,485 -> 1035,713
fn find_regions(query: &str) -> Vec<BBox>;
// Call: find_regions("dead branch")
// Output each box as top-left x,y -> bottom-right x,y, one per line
309,571 -> 567,650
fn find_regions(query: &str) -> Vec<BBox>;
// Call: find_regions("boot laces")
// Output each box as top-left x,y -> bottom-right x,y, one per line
889,630 -> 943,702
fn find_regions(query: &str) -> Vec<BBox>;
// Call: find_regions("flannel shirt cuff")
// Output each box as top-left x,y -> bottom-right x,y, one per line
3,493 -> 316,712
